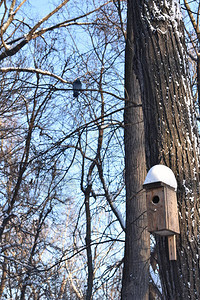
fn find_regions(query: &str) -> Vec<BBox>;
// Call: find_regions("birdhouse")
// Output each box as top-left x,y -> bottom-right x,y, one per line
143,165 -> 180,260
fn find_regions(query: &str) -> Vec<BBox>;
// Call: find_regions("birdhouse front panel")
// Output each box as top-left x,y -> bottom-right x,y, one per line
146,186 -> 167,234
145,183 -> 180,235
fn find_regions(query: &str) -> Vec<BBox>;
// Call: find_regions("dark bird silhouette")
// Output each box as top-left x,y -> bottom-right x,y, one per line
73,78 -> 82,97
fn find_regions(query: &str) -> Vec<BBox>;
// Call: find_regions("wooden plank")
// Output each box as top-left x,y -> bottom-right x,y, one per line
168,235 -> 177,260
166,187 -> 180,234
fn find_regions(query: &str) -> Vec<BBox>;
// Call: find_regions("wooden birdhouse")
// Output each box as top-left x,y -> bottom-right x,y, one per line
143,165 -> 180,260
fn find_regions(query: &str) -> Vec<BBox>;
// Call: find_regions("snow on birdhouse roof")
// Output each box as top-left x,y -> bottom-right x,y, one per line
143,165 -> 177,191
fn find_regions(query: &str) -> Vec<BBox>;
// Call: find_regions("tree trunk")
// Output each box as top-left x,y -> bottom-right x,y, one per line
121,1 -> 150,298
84,189 -> 93,300
125,0 -> 200,299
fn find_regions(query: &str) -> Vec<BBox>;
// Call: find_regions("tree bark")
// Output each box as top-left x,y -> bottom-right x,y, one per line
125,0 -> 200,299
121,1 -> 150,298
84,188 -> 93,300
0,255 -> 7,298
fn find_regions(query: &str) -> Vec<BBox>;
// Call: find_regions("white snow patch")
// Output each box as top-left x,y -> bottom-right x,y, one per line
112,202 -> 125,229
143,164 -> 177,190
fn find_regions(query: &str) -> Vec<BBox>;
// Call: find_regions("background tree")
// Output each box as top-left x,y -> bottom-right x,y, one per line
0,0 -> 127,298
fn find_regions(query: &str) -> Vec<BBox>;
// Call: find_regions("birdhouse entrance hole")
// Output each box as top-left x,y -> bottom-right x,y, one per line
152,195 -> 160,204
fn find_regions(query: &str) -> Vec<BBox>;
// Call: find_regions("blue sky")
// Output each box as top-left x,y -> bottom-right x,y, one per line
28,0 -> 55,16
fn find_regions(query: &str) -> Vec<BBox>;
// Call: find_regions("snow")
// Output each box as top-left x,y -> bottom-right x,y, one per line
143,164 -> 177,191
112,202 -> 125,229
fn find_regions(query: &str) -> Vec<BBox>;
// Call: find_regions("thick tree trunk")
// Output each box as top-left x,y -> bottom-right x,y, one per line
121,2 -> 150,298
125,0 -> 200,299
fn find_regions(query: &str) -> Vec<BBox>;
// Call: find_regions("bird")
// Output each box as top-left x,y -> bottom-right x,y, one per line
73,78 -> 82,97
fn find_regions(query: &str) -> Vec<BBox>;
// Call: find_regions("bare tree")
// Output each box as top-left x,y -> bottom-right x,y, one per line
0,0 -> 127,299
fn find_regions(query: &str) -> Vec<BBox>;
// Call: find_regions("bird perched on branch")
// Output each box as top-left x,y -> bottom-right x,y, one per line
73,78 -> 82,97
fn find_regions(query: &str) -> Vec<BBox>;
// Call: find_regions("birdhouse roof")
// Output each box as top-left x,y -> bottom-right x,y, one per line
143,165 -> 177,191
